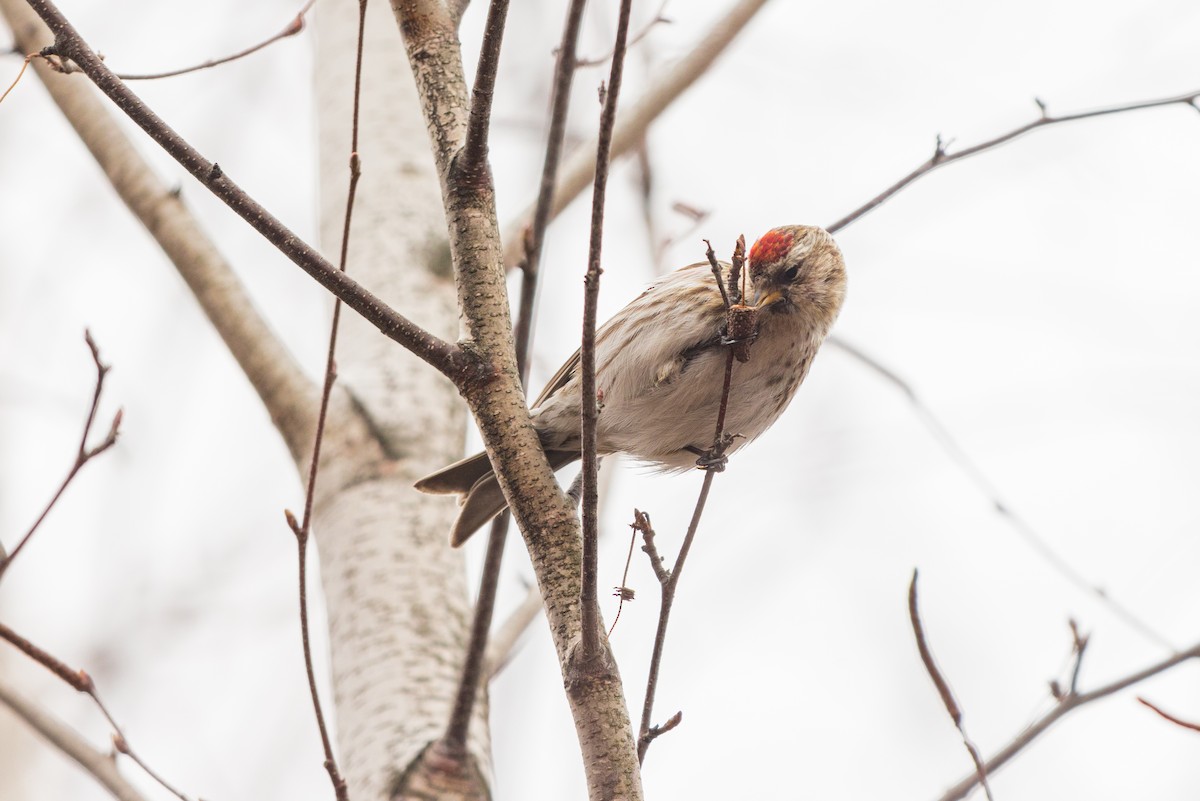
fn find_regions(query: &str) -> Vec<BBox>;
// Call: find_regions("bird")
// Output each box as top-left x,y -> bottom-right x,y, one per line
415,225 -> 847,546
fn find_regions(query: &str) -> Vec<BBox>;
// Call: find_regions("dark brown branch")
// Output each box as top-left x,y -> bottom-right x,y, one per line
1137,697 -> 1200,734
0,621 -> 192,801
278,2 -> 368,798
829,336 -> 1175,650
637,241 -> 751,760
460,0 -> 510,169
115,0 -> 315,80
25,0 -> 466,382
935,640 -> 1200,801
501,0 -> 771,268
578,0 -> 635,664
908,571 -> 994,801
827,88 -> 1200,234
0,331 -> 121,580
442,0 -> 587,757
574,1 -> 669,68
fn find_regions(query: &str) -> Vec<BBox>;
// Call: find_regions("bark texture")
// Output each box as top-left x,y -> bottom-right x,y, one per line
311,0 -> 489,798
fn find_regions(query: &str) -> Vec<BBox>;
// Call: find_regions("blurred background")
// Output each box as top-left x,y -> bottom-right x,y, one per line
1,0 -> 1198,799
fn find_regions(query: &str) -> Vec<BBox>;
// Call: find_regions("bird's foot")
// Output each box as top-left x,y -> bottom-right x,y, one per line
692,433 -> 739,472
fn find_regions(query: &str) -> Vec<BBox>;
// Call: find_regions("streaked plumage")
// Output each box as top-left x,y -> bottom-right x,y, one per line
416,225 -> 847,545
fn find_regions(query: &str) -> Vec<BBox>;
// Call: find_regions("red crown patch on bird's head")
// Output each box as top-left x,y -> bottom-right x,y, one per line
748,228 -> 794,267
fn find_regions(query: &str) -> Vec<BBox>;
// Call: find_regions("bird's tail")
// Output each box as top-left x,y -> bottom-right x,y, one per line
415,450 -> 580,546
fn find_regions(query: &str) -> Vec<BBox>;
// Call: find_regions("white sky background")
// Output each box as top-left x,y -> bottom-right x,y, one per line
1,1 -> 1198,800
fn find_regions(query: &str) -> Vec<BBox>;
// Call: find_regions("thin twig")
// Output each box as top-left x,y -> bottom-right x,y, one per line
579,0 -> 635,664
934,640 -> 1200,801
637,239 -> 749,760
0,622 -> 192,801
908,570 -> 994,801
461,0 -> 510,169
25,0 -> 465,381
0,331 -> 121,580
574,1 -> 669,68
0,51 -> 34,105
607,523 -> 639,637
1137,697 -> 1200,734
278,2 -> 368,797
115,0 -> 315,80
0,680 -> 150,801
502,0 -> 771,268
827,88 -> 1200,234
829,336 -> 1175,651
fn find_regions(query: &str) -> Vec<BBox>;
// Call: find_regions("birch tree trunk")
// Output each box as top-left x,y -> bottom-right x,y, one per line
312,0 -> 491,797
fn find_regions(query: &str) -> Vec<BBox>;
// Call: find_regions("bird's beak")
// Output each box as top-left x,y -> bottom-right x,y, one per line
753,287 -> 785,309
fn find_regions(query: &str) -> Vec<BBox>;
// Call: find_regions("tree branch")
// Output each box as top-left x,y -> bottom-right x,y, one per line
934,640 -> 1200,801
114,0 -> 316,80
909,571 -> 993,801
442,0 -> 587,758
579,0 -> 635,666
0,680 -> 150,801
501,0 -> 772,268
0,622 -> 192,801
829,336 -> 1175,651
0,331 -> 120,580
827,88 -> 1200,234
390,0 -> 645,794
24,0 -> 466,383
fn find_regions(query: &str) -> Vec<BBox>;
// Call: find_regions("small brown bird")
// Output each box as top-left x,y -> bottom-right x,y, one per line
416,225 -> 847,545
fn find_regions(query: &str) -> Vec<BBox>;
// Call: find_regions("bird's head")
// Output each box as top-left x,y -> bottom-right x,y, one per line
748,225 -> 847,325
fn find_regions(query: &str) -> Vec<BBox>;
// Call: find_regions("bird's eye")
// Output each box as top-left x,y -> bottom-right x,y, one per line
782,264 -> 800,282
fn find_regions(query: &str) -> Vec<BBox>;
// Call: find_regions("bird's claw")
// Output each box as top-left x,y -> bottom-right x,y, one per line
694,433 -> 739,472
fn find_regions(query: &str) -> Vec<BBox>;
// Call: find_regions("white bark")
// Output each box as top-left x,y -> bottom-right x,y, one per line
312,1 -> 490,798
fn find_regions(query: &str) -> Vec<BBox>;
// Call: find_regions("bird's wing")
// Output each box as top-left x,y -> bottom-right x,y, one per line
531,347 -> 581,409
530,261 -> 718,409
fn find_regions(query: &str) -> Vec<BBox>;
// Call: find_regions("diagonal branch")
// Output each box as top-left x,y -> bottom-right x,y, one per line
909,571 -> 994,801
0,680 -> 150,801
827,88 -> 1200,234
115,0 -> 316,80
934,640 -> 1200,801
0,622 -> 193,801
24,0 -> 466,383
829,336 -> 1175,651
0,0 -> 326,463
0,331 -> 120,580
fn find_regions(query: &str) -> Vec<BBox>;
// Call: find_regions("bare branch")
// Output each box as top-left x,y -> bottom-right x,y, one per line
909,571 -> 994,801
574,1 -> 670,68
115,0 -> 315,80
1137,697 -> 1200,734
461,0 -> 510,170
935,640 -> 1200,801
829,336 -> 1175,650
0,622 -> 192,801
579,0 -> 636,665
637,239 -> 753,762
277,2 -> 370,797
0,331 -> 120,580
828,88 -> 1200,234
0,680 -> 150,801
502,0 -> 772,268
24,0 -> 465,382
0,0 -> 324,463
443,0 -> 585,758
